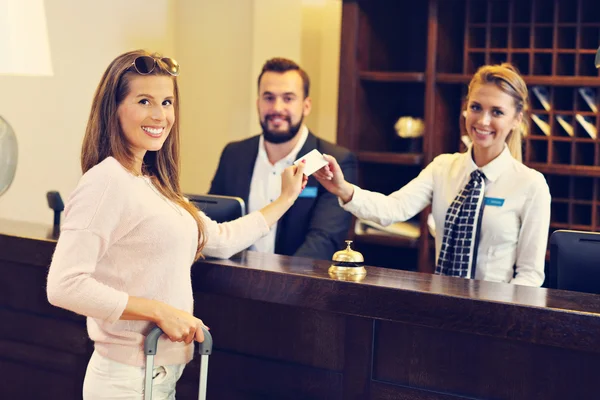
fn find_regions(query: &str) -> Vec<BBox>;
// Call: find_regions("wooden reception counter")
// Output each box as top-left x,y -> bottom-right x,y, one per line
1,218 -> 600,399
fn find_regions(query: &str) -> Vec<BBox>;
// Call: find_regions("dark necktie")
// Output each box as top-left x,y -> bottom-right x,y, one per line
435,169 -> 486,278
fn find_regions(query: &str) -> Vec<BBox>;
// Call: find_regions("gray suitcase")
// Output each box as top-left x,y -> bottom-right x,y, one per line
144,326 -> 213,400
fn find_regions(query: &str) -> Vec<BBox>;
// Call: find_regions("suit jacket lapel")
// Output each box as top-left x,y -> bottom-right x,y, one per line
298,131 -> 318,158
239,133 -> 316,205
236,135 -> 260,205
275,132 -> 319,253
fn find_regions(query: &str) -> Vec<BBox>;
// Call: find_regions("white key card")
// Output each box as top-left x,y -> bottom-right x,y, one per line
294,149 -> 329,176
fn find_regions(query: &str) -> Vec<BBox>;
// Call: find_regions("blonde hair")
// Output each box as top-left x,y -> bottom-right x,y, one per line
463,63 -> 529,162
81,49 -> 206,260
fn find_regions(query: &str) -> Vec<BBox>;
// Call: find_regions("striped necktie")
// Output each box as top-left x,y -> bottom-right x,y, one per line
435,169 -> 486,278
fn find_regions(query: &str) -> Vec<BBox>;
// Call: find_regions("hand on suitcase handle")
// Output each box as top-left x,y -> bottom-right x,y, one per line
144,326 -> 213,400
145,325 -> 213,356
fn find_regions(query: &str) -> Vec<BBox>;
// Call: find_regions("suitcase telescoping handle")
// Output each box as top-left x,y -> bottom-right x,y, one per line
144,325 -> 213,400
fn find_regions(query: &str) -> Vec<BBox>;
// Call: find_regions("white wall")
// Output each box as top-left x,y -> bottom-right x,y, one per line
174,0 -> 254,193
177,0 -> 305,195
0,0 -> 342,225
0,0 -> 175,225
301,0 -> 342,144
246,0 -> 303,143
179,0 -> 342,196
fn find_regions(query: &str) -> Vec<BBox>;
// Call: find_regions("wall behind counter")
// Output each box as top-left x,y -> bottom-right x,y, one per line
0,0 -> 342,225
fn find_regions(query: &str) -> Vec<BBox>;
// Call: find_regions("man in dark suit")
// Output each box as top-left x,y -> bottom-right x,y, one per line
209,57 -> 357,260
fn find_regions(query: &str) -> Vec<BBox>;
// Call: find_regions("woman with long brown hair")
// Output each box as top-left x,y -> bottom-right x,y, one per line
314,63 -> 551,287
47,49 -> 307,399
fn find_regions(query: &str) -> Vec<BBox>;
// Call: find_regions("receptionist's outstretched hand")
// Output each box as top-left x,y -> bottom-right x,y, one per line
314,154 -> 355,204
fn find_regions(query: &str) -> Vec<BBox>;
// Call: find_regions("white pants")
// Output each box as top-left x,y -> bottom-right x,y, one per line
83,351 -> 185,400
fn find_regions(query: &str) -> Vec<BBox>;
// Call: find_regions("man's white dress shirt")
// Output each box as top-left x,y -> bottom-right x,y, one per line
248,125 -> 309,253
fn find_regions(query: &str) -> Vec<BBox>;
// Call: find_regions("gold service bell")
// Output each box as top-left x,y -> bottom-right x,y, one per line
329,240 -> 366,280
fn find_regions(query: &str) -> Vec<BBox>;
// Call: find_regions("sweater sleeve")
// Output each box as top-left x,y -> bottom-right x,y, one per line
47,165 -> 130,322
201,211 -> 270,259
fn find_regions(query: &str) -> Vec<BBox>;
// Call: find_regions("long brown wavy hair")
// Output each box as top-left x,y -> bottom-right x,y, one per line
461,62 -> 530,162
81,49 -> 206,259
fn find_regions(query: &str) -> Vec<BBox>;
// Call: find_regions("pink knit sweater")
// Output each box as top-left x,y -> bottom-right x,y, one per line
47,157 -> 269,367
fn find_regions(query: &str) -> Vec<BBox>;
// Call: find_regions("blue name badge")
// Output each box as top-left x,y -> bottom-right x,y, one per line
298,186 -> 318,198
484,197 -> 505,207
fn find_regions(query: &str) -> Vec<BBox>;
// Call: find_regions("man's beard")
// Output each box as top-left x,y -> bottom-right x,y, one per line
261,114 -> 303,144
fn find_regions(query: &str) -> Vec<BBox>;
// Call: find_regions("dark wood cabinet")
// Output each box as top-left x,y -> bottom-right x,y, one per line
337,0 -> 600,274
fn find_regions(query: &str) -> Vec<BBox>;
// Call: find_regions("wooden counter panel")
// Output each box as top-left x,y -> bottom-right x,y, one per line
195,255 -> 600,355
195,293 -> 345,371
341,315 -> 374,399
212,350 -> 343,399
0,358 -> 84,399
198,252 -> 600,317
0,308 -> 89,355
2,219 -> 600,399
369,381 -> 467,400
0,260 -> 82,322
0,220 -> 55,267
179,350 -> 344,400
373,320 -> 600,400
0,340 -> 88,375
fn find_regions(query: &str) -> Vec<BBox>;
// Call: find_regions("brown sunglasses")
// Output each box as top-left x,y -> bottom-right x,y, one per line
131,56 -> 179,76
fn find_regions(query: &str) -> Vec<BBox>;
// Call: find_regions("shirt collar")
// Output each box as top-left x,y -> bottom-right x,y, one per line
257,124 -> 309,167
463,143 -> 513,183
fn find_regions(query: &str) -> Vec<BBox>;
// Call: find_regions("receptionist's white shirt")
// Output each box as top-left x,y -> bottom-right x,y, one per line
342,145 -> 551,286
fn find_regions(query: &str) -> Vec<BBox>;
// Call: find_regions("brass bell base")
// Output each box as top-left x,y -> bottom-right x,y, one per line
328,265 -> 367,281
329,240 -> 366,281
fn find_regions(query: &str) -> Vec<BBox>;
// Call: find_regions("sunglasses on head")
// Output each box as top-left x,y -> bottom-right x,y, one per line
131,55 -> 179,76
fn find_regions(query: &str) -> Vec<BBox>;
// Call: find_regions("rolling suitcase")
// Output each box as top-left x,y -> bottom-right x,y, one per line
144,325 -> 213,400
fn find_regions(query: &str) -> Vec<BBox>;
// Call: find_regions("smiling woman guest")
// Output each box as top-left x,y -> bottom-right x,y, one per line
314,63 -> 551,287
46,49 -> 307,399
